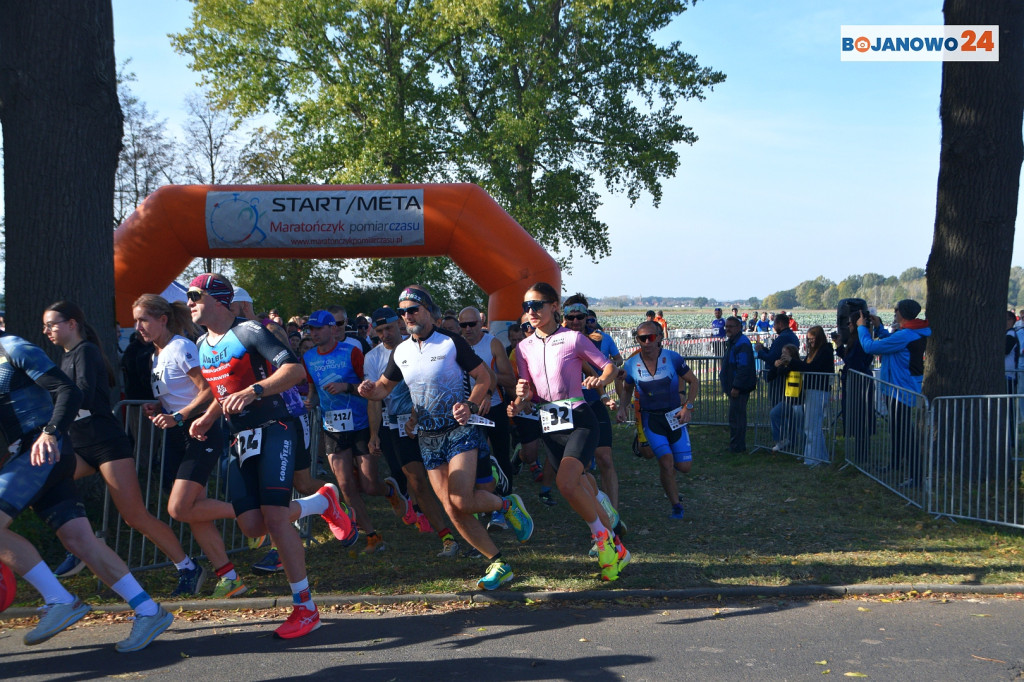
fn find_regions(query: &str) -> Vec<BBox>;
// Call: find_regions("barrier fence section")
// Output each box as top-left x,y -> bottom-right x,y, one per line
111,401 -> 322,571
750,371 -> 839,468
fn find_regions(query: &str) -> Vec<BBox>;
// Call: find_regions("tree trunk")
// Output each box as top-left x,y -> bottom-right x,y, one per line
0,0 -> 122,361
924,1 -> 1024,400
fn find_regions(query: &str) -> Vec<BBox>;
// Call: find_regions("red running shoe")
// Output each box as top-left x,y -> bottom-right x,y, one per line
274,605 -> 321,639
318,484 -> 357,546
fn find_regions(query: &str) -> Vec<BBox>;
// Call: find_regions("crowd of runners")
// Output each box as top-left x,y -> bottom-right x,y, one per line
2,273 -> 705,651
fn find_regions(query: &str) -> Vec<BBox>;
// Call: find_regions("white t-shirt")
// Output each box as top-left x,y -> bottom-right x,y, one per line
151,335 -> 201,414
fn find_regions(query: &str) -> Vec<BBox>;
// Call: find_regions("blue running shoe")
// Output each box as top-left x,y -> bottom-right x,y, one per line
116,605 -> 174,653
486,510 -> 509,531
53,552 -> 85,578
669,504 -> 685,520
24,598 -> 91,645
502,494 -> 534,543
171,563 -> 207,597
252,548 -> 284,574
477,561 -> 514,590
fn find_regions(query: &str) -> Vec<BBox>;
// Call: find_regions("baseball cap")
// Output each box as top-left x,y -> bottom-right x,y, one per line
232,287 -> 253,304
372,307 -> 399,326
304,310 -> 336,328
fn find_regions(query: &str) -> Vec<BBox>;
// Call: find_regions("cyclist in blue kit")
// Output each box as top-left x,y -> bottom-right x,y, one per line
188,274 -> 356,640
0,334 -> 173,652
617,321 -> 699,520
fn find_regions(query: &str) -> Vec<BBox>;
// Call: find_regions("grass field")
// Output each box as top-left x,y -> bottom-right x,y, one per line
14,422 -> 1024,608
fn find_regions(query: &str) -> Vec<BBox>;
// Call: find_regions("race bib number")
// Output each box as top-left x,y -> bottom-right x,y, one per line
381,405 -> 389,425
540,399 -> 576,433
396,413 -> 417,438
324,409 -> 354,433
468,414 -> 495,428
665,407 -> 684,431
234,428 -> 263,464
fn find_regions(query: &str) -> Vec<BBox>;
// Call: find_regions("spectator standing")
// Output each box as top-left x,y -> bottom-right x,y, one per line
720,317 -> 756,452
710,308 -> 726,338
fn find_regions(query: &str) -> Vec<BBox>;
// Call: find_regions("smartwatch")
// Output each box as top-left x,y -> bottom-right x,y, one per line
173,412 -> 185,427
252,383 -> 265,398
465,401 -> 480,415
41,424 -> 59,437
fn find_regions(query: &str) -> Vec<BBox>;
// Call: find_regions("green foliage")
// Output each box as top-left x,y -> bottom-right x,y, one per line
763,289 -> 797,310
232,258 -> 350,318
172,0 -> 724,288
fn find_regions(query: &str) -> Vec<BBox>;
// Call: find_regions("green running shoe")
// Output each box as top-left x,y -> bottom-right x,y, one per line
502,494 -> 534,543
211,577 -> 249,599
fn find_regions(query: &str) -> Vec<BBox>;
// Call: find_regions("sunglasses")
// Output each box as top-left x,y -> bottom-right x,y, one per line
522,300 -> 553,313
186,289 -> 206,302
459,320 -> 478,328
564,314 -> 586,322
397,306 -> 420,317
636,334 -> 659,343
520,322 -> 534,333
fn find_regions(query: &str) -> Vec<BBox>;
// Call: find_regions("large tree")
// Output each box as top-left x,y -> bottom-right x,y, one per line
172,0 -> 722,296
924,2 -> 1024,399
0,0 -> 122,353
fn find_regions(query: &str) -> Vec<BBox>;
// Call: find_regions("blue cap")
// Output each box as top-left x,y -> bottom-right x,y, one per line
304,310 -> 336,328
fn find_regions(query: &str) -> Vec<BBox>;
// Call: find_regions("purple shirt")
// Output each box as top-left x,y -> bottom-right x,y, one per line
515,327 -> 610,402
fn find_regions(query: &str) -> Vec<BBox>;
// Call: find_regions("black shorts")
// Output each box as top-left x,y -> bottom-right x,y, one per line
588,398 -> 614,448
382,426 -> 423,468
228,420 -> 298,515
0,435 -> 85,531
323,426 -> 370,456
539,402 -> 599,472
513,413 -> 543,445
295,412 -> 312,471
160,418 -> 226,492
75,432 -> 134,470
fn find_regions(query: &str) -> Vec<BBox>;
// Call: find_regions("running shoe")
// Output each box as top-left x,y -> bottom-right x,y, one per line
615,541 -> 632,573
594,530 -> 619,582
529,462 -> 544,483
275,605 -> 321,639
538,489 -> 557,506
211,577 -> 249,599
477,560 -> 514,590
53,552 -> 85,578
669,504 -> 685,520
115,606 -> 173,653
247,533 -> 269,550
414,512 -> 433,534
402,501 -> 418,526
384,477 -> 409,520
318,484 -> 358,546
502,494 -> 534,543
613,519 -> 628,538
437,538 -> 460,558
487,510 -> 509,531
363,534 -> 386,554
170,563 -> 207,598
588,541 -> 600,558
252,548 -> 284,574
463,545 -> 483,559
24,598 -> 91,645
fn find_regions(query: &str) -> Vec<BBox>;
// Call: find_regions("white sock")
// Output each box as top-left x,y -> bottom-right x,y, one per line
24,561 -> 75,605
297,491 -> 329,518
174,556 -> 196,572
587,518 -> 608,537
111,573 -> 159,617
290,577 -> 316,611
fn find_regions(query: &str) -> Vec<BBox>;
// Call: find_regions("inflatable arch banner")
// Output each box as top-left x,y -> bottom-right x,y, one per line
114,184 -> 560,333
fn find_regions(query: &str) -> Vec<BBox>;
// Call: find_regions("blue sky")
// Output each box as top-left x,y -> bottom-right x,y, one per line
7,0 -> 1015,302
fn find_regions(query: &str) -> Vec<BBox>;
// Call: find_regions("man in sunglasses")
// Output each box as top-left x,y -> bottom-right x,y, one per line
458,306 -> 517,529
358,287 -> 533,591
187,274 -> 356,639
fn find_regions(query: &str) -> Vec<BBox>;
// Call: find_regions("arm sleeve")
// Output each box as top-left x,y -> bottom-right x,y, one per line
383,352 -> 404,383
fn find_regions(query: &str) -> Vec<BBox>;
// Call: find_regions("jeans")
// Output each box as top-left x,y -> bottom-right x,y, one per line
802,389 -> 828,463
728,391 -> 750,451
769,400 -> 803,447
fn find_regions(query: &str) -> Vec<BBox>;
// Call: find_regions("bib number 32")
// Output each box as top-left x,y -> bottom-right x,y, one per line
541,399 -> 575,433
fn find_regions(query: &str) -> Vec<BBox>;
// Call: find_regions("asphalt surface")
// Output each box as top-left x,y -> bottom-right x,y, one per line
3,588 -> 1024,681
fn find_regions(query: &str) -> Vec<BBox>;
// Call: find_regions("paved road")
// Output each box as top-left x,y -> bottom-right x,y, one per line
2,595 -> 1023,681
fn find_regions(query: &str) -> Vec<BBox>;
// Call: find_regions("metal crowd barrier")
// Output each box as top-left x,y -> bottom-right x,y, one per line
751,371 -> 839,467
108,400 -> 323,571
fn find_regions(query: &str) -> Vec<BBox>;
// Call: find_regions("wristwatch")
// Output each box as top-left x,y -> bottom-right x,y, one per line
172,412 -> 185,427
252,383 -> 264,399
41,424 -> 59,437
685,403 -> 695,411
465,401 -> 480,415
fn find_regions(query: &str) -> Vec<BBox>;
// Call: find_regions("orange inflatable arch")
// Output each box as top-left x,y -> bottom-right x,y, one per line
113,183 -> 560,331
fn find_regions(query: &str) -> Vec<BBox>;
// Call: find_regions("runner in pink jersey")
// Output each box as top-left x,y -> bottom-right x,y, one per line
508,283 -> 630,581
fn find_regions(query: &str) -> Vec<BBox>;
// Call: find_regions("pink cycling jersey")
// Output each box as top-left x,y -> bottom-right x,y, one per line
515,326 -> 610,402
